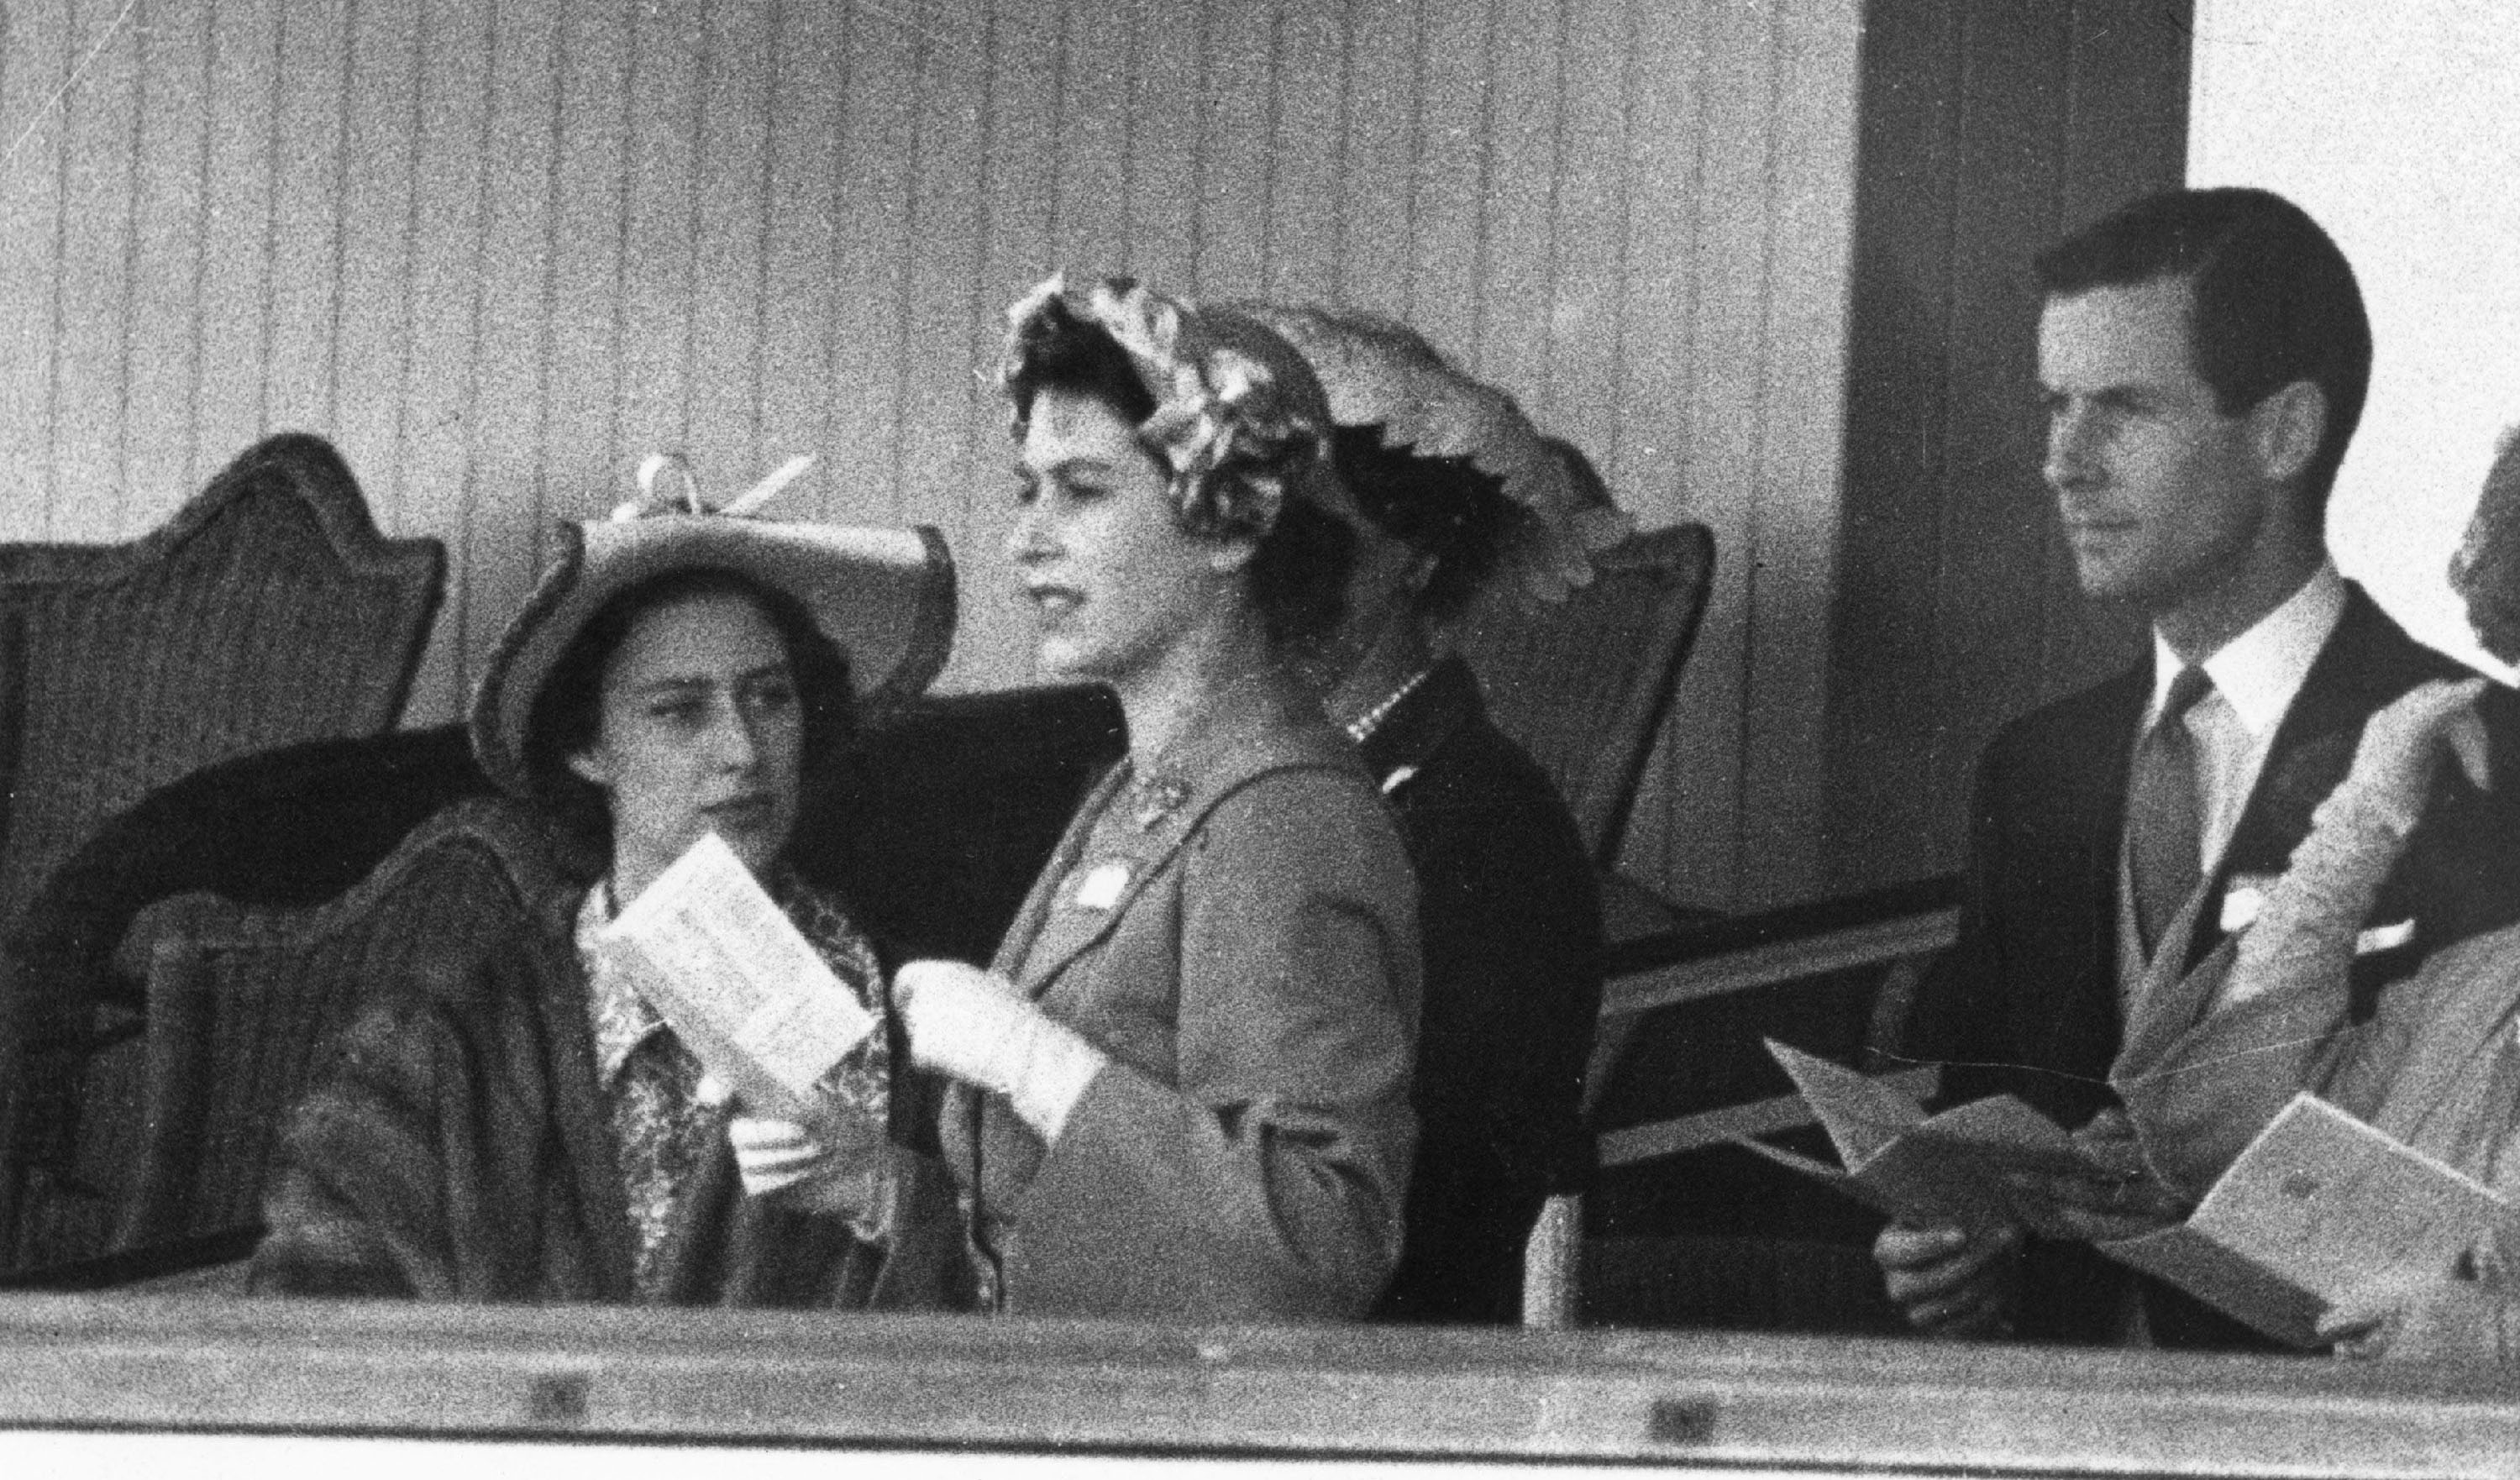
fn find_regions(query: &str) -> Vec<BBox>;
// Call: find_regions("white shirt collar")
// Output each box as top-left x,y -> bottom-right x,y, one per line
2148,562 -> 2346,738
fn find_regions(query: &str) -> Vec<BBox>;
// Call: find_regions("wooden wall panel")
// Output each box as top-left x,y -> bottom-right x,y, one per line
122,0 -> 207,518
191,0 -> 281,491
0,0 -> 1864,912
257,0 -> 345,449
1824,0 -> 2188,895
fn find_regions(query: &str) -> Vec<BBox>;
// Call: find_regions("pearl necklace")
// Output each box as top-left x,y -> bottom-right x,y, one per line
1343,665 -> 1436,744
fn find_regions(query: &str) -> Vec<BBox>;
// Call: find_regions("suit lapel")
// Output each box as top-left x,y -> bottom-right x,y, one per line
2180,587 -> 2451,973
2033,669 -> 2146,1086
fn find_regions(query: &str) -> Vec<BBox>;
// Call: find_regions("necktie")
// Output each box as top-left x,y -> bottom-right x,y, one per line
2129,664 -> 2213,959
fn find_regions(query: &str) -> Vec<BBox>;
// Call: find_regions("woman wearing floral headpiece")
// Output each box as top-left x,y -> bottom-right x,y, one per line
881,276 -> 1423,1321
1245,305 -> 1628,1323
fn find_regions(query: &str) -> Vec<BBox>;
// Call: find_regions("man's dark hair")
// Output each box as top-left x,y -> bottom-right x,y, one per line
524,567 -> 855,846
2034,186 -> 2370,521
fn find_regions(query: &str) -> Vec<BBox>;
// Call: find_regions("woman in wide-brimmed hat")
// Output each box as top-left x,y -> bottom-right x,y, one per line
252,466 -> 958,1307
866,276 -> 1422,1320
1241,303 -> 1627,1325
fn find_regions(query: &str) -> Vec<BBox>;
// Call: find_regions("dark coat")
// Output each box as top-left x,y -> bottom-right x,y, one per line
1898,585 -> 2475,1346
249,798 -> 953,1309
1362,657 -> 1603,1325
939,672 -> 1422,1322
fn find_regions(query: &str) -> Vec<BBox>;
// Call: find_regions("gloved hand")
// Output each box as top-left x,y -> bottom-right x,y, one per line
727,1110 -> 889,1221
894,959 -> 1107,1141
2334,676 -> 2491,837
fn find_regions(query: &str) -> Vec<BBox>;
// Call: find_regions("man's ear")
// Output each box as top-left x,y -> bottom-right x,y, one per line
566,746 -> 612,788
2250,380 -> 2328,485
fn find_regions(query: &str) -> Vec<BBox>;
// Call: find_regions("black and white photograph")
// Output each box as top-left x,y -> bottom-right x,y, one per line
0,0 -> 2512,1472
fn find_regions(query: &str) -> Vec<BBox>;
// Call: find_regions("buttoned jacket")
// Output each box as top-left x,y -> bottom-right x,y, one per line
942,674 -> 1422,1320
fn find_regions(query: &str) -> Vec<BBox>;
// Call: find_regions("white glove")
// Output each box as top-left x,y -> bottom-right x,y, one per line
2335,676 -> 2491,837
894,959 -> 1107,1141
727,1109 -> 889,1222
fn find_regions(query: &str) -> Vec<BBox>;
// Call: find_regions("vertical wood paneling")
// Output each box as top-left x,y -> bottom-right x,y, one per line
1824,0 -> 2185,896
0,1 -> 71,526
614,1 -> 701,460
0,0 -> 1867,913
1473,0 -> 1560,384
892,4 -> 993,674
1121,0 -> 1198,287
540,0 -> 632,549
121,0 -> 208,520
397,0 -> 496,719
1404,0 -> 1488,360
1331,0 -> 1414,312
759,0 -> 844,521
465,0 -> 564,705
1191,0 -> 1271,298
190,0 -> 280,489
822,0 -> 914,519
685,0 -> 778,492
1261,0 -> 1341,304
1053,0 -> 1130,281
256,0 -> 345,438
1539,0 -> 1632,460
50,0 -> 140,540
329,0 -> 422,523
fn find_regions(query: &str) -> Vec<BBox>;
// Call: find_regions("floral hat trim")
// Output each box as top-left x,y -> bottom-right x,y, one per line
1240,304 -> 1634,603
999,275 -> 1360,539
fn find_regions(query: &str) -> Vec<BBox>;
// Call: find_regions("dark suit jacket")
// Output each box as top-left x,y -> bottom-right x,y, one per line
1362,658 -> 1604,1325
1898,585 -> 2471,1345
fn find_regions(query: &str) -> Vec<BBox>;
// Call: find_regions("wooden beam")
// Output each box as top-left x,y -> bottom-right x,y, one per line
0,1295 -> 2512,1472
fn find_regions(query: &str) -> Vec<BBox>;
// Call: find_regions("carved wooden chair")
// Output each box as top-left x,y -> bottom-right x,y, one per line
0,433 -> 443,1269
1452,522 -> 1717,943
0,682 -> 1119,1275
1449,522 -> 1717,1326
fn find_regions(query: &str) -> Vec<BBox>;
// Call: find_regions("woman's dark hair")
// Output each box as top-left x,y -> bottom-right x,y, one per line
1005,291 -> 1353,651
1003,294 -> 1159,430
1330,425 -> 1512,621
522,566 -> 856,846
1247,499 -> 1356,649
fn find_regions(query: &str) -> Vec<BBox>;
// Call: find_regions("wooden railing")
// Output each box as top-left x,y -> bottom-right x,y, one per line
1588,875 -> 1961,1162
0,1293 -> 2513,1472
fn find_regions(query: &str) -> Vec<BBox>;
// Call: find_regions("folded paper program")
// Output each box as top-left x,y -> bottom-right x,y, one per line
1739,1040 -> 2116,1241
600,833 -> 879,1131
2103,1093 -> 2512,1348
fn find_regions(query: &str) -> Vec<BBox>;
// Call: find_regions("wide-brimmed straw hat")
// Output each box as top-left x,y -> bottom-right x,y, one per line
999,274 -> 1362,539
471,454 -> 957,800
1236,304 -> 1632,603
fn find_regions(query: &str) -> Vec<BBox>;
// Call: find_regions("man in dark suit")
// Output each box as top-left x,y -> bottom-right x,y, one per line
1875,187 -> 2475,1346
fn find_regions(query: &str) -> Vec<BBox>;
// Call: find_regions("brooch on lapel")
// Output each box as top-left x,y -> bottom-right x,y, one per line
1132,776 -> 1191,832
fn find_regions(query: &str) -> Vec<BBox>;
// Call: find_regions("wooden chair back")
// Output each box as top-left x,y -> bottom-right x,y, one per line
1452,523 -> 1715,869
